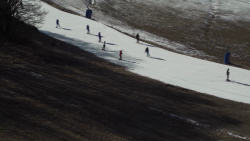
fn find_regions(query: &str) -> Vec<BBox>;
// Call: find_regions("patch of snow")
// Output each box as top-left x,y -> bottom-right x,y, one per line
216,129 -> 250,140
149,107 -> 250,140
31,72 -> 43,78
148,107 -> 210,128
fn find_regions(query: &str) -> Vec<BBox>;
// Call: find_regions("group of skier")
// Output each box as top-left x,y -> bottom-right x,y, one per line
87,24 -> 231,80
86,24 -> 231,81
56,19 -> 150,60
84,23 -> 150,60
57,19 -> 231,81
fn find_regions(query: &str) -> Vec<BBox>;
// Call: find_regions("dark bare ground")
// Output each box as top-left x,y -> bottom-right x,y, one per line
1,24 -> 250,141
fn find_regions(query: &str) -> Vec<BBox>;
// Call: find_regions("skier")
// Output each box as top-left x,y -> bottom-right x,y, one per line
87,25 -> 90,34
56,19 -> 60,28
136,33 -> 140,43
98,32 -> 101,42
145,47 -> 150,57
119,50 -> 123,60
227,68 -> 230,81
102,41 -> 106,50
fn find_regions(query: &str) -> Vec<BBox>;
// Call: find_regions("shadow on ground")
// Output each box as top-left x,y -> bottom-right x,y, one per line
229,80 -> 250,87
59,27 -> 72,31
40,30 -> 137,69
89,33 -> 104,38
140,42 -> 155,47
106,42 -> 117,46
150,56 -> 166,61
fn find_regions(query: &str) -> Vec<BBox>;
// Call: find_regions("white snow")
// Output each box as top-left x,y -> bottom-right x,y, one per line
216,129 -> 250,140
40,2 -> 250,104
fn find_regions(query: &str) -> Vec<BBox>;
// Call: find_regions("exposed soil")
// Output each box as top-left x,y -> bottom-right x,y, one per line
1,23 -> 250,141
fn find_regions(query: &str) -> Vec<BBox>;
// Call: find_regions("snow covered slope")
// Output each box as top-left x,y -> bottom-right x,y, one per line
43,0 -> 250,59
40,2 -> 250,104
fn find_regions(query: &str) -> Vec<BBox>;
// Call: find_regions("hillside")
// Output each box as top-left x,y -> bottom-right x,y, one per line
38,2 -> 250,104
1,19 -> 250,141
41,0 -> 250,69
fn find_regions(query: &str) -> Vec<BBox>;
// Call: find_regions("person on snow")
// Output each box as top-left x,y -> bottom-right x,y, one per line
87,25 -> 90,34
56,19 -> 60,28
136,33 -> 140,43
119,50 -> 123,60
227,68 -> 230,81
98,32 -> 102,42
145,47 -> 150,57
102,41 -> 106,50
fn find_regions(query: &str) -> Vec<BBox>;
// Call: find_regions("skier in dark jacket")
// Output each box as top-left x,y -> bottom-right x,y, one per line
136,33 -> 140,43
87,25 -> 90,34
98,32 -> 101,42
227,68 -> 230,81
145,47 -> 150,57
56,19 -> 60,28
102,41 -> 106,50
119,50 -> 123,60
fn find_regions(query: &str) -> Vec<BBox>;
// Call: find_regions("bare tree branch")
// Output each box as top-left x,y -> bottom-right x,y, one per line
0,0 -> 48,35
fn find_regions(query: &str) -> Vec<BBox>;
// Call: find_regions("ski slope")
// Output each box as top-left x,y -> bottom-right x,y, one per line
46,0 -> 250,58
40,2 -> 250,104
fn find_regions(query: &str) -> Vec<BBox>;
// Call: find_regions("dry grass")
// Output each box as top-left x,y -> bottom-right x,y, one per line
41,0 -> 81,16
1,23 -> 250,141
93,0 -> 250,69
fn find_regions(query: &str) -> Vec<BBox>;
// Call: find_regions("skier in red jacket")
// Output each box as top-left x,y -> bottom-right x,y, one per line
119,50 -> 123,60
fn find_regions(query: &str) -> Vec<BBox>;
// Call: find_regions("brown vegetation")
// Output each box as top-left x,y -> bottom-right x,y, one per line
93,1 -> 250,69
41,0 -> 81,16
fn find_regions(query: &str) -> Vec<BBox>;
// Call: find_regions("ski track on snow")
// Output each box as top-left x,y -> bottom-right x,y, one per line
39,2 -> 250,105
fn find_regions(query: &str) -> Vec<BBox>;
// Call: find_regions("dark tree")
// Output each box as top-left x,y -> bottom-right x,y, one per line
0,0 -> 48,35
